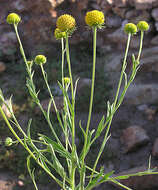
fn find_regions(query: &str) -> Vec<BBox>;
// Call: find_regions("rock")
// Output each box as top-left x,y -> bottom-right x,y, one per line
76,78 -> 91,96
125,10 -> 151,23
110,166 -> 158,190
152,8 -> 158,21
129,0 -> 156,10
107,27 -> 139,48
155,22 -> 158,31
123,84 -> 158,105
35,97 -> 63,114
120,125 -> 150,153
112,7 -> 127,18
77,0 -> 88,10
107,0 -> 127,7
139,54 -> 158,72
0,62 -> 6,73
151,35 -> 158,45
152,138 -> 158,157
145,107 -> 157,120
106,15 -> 122,28
0,32 -> 17,56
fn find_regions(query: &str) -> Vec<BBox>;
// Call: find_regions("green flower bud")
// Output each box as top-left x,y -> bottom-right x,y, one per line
5,137 -> 13,147
6,13 -> 21,25
54,28 -> 66,40
64,77 -> 70,85
124,23 -> 137,35
137,21 -> 149,31
34,55 -> 47,65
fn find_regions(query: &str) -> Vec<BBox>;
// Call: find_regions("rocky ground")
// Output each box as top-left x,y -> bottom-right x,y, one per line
1,0 -> 158,190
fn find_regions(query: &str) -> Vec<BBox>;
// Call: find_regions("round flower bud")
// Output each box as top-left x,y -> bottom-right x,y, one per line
54,28 -> 66,39
6,13 -> 21,25
5,137 -> 13,147
34,55 -> 47,65
64,77 -> 70,85
56,14 -> 76,32
124,23 -> 137,35
137,21 -> 149,31
85,10 -> 105,28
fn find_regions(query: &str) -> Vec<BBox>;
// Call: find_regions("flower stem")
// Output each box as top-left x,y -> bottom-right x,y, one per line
89,33 -> 131,183
137,31 -> 144,61
65,34 -> 76,190
80,27 -> 97,190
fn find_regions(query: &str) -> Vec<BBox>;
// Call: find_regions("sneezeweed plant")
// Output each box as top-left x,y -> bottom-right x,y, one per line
0,11 -> 157,190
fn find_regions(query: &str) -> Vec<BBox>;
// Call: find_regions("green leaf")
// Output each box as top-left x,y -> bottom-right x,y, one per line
58,81 -> 73,114
39,134 -> 71,160
95,116 -> 105,139
115,175 -> 130,180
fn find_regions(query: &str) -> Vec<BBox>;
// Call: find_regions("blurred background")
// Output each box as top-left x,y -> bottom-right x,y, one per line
1,0 -> 158,189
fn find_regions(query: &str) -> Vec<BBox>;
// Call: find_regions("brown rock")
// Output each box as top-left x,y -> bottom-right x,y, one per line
152,138 -> 158,157
121,126 -> 150,153
110,166 -> 158,190
0,62 -> 6,73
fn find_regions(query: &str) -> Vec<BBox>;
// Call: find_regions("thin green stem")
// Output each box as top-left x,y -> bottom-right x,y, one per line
0,105 -> 63,187
61,38 -> 65,88
80,27 -> 97,190
14,25 -> 30,75
89,34 -> 131,183
86,27 -> 97,135
65,34 -> 76,190
137,31 -> 144,61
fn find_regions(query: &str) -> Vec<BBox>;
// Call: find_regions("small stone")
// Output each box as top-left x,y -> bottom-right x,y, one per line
17,180 -> 24,186
0,62 -> 6,73
106,15 -> 122,28
152,8 -> 158,21
120,126 -> 150,153
152,138 -> 158,157
151,35 -> 158,45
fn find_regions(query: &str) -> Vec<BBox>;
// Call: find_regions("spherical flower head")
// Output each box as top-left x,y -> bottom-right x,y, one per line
56,14 -> 76,33
54,28 -> 66,40
64,77 -> 70,85
85,10 -> 105,28
137,21 -> 149,32
7,13 -> 21,25
5,137 -> 13,147
124,23 -> 137,35
35,55 -> 47,65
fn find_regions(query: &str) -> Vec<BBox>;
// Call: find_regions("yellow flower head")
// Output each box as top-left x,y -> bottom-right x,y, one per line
5,137 -> 13,147
34,55 -> 47,65
56,14 -> 76,33
124,23 -> 137,35
64,77 -> 70,85
7,13 -> 21,25
54,28 -> 66,40
85,10 -> 105,28
137,21 -> 149,32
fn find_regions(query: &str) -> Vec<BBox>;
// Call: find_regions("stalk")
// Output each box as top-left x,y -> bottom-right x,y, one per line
65,33 -> 76,190
89,34 -> 131,183
80,27 -> 97,190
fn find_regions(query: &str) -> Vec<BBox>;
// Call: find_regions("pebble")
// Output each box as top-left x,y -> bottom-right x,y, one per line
120,125 -> 150,153
152,138 -> 158,157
